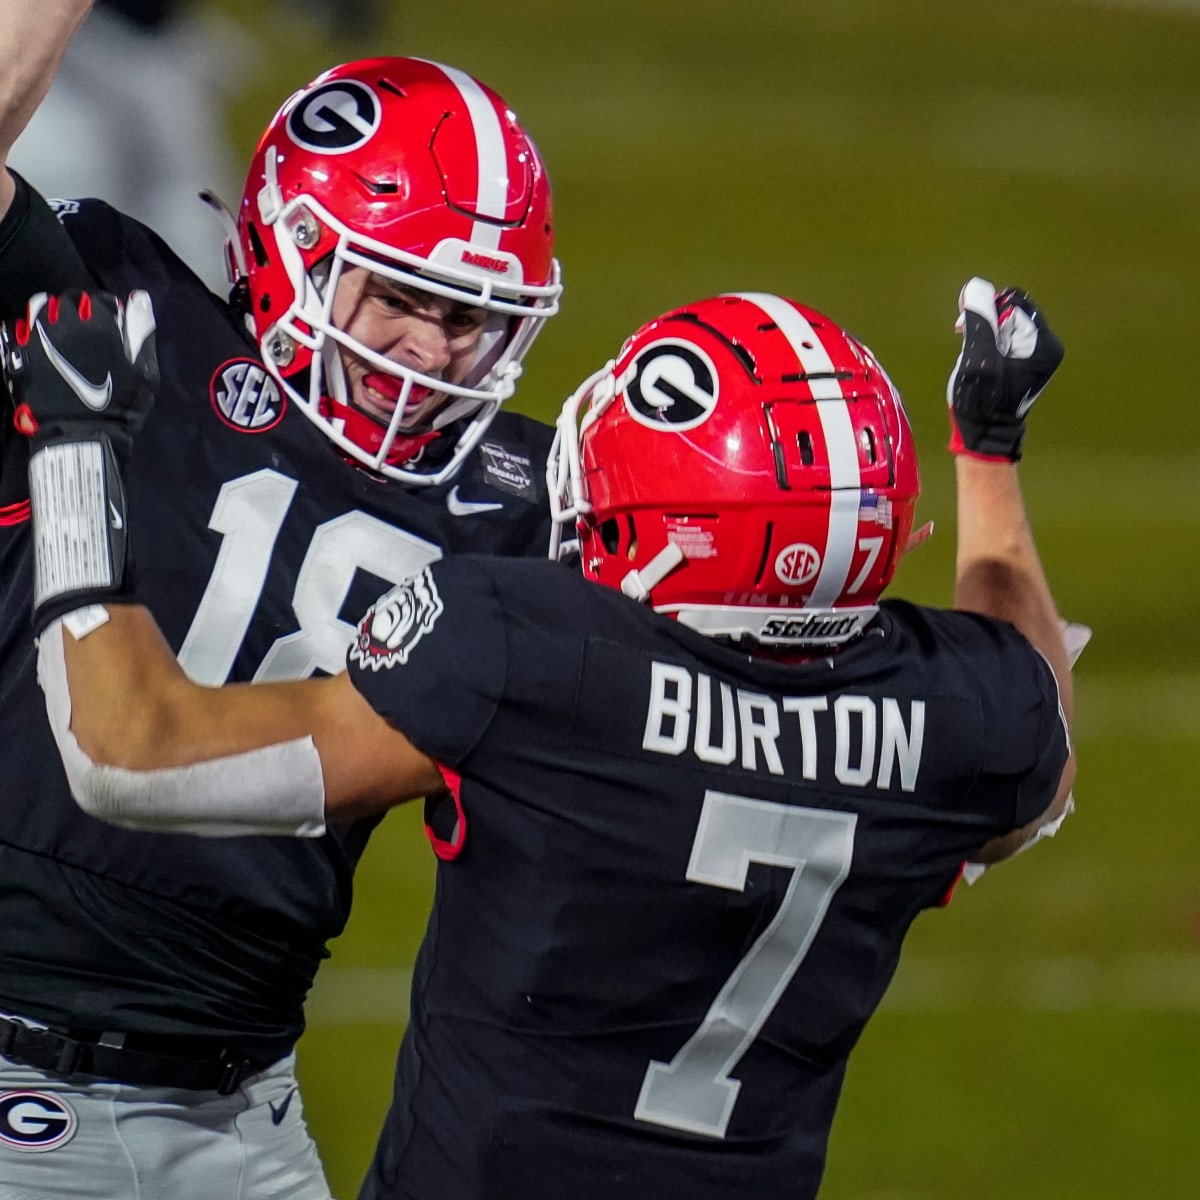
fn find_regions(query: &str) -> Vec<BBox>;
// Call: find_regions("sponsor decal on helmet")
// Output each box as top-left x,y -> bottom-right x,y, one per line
210,360 -> 286,432
350,568 -> 444,672
0,1091 -> 78,1153
665,517 -> 717,560
461,250 -> 511,274
622,339 -> 719,431
758,612 -> 870,642
286,80 -> 381,154
774,543 -> 822,586
480,443 -> 534,498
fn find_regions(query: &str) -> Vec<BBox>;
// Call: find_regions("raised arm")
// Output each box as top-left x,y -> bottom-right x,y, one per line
44,606 -> 441,826
946,278 -> 1077,860
0,0 -> 94,219
7,288 -> 443,834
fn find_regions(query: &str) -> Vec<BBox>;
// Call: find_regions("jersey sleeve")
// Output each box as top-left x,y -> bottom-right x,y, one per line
0,173 -> 95,318
1013,646 -> 1071,827
976,622 -> 1070,830
0,174 -> 99,506
345,557 -> 508,767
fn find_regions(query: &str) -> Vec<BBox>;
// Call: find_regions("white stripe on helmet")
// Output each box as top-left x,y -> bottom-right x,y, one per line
731,292 -> 862,608
421,59 -> 508,250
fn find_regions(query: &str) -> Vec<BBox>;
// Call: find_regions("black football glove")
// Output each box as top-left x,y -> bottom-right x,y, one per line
946,277 -> 1063,462
1,289 -> 158,632
2,289 -> 158,460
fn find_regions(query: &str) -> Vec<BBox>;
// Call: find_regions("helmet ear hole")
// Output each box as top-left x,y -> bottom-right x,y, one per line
597,514 -> 639,557
247,222 -> 270,269
600,516 -> 628,552
599,518 -> 621,554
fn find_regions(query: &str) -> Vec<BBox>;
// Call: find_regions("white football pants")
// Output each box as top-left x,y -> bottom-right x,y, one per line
0,1050 -> 334,1199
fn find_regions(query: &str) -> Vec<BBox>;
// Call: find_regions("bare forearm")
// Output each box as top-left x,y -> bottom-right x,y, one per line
57,605 -> 443,810
61,605 -> 329,768
61,605 -> 221,768
954,457 -> 1072,725
0,0 -> 93,213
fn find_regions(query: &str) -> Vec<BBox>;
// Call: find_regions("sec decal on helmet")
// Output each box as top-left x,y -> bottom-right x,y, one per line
230,57 -> 561,485
548,293 -> 921,648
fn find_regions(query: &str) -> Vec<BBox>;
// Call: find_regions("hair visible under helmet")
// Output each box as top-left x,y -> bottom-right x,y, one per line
548,292 -> 920,649
231,57 -> 561,485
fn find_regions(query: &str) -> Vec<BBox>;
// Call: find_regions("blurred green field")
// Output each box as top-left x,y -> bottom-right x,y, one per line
210,1 -> 1200,1195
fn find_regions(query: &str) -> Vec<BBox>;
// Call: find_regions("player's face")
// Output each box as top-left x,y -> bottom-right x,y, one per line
330,267 -> 490,428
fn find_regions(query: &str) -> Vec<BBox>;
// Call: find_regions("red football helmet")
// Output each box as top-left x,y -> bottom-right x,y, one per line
232,57 -> 561,484
548,293 -> 920,647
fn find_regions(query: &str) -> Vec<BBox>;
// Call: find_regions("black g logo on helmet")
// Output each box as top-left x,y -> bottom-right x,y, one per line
623,340 -> 719,431
287,81 -> 381,154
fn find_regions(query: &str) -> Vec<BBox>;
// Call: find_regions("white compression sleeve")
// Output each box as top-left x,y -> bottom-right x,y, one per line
37,618 -> 327,838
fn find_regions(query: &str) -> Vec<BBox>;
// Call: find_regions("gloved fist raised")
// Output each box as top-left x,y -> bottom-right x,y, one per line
2,289 -> 158,462
1,290 -> 158,632
946,277 -> 1063,462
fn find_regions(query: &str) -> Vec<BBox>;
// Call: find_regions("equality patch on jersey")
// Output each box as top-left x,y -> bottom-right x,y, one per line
479,441 -> 535,499
0,1091 -> 78,1153
210,359 -> 285,433
287,80 -> 381,154
774,542 -> 822,586
621,339 -> 719,431
350,568 -> 444,672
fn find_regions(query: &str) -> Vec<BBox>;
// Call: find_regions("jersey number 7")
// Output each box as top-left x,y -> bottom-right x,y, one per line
635,791 -> 856,1138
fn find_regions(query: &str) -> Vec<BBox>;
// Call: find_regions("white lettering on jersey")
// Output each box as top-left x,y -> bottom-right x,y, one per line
642,662 -> 693,755
737,691 -> 783,775
694,674 -> 736,765
782,697 -> 828,781
643,661 -> 925,792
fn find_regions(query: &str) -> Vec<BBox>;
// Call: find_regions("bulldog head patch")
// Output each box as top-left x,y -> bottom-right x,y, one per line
350,567 -> 444,672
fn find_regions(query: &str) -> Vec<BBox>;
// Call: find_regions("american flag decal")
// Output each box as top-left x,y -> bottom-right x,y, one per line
859,494 -> 893,529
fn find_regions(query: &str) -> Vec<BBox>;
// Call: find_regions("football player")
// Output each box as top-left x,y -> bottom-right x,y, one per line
10,278 -> 1075,1200
0,4 -> 560,1197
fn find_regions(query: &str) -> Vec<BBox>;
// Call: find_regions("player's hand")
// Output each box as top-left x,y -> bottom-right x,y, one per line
946,277 -> 1063,462
1,289 -> 158,461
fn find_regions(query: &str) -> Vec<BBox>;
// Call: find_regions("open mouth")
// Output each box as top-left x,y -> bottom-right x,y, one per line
362,371 -> 435,423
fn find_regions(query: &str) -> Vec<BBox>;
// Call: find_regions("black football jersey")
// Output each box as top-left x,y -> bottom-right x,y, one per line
0,198 -> 554,1050
348,556 -> 1069,1200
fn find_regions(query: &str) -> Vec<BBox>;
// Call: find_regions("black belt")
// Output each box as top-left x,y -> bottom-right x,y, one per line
0,1016 -> 275,1095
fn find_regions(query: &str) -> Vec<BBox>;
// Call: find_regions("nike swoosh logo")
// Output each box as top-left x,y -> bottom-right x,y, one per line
108,500 -> 123,530
268,1086 -> 297,1126
1015,393 -> 1038,418
35,322 -> 113,411
446,485 -> 503,517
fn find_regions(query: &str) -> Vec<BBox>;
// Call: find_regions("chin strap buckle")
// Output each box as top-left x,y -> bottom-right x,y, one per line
620,542 -> 687,603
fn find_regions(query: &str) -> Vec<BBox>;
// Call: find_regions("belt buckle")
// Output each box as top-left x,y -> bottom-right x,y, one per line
217,1055 -> 252,1096
21,1027 -> 88,1077
51,1033 -> 87,1077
